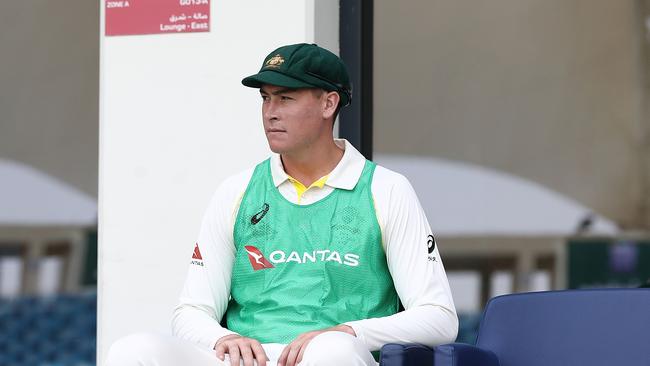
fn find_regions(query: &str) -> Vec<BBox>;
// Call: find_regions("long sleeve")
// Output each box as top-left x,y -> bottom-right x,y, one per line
345,167 -> 458,351
171,169 -> 253,351
171,143 -> 457,352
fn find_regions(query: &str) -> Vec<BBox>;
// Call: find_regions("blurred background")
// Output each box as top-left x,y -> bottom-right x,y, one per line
1,1 -> 99,365
1,0 -> 650,365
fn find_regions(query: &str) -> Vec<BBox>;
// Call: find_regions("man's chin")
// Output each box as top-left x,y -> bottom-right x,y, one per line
267,142 -> 288,155
266,135 -> 287,152
267,139 -> 304,156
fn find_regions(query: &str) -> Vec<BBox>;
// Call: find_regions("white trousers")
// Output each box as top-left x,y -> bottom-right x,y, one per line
105,331 -> 378,366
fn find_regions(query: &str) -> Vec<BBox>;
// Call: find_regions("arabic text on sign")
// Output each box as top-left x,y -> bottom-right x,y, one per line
179,0 -> 208,5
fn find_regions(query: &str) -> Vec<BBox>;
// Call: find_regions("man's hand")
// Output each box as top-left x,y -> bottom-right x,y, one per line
214,334 -> 268,366
277,325 -> 356,366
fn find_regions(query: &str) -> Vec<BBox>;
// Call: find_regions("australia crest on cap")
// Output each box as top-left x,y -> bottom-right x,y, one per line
264,54 -> 285,69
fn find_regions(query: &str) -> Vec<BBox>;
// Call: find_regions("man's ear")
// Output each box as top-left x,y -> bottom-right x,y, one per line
322,91 -> 340,120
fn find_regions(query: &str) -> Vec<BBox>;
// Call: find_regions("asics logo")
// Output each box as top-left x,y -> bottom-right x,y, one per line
427,234 -> 437,262
250,203 -> 270,225
427,235 -> 435,254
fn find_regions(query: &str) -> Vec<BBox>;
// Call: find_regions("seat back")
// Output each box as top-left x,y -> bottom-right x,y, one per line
475,289 -> 650,366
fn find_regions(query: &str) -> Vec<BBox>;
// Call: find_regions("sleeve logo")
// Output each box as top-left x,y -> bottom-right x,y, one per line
191,243 -> 204,266
427,235 -> 437,262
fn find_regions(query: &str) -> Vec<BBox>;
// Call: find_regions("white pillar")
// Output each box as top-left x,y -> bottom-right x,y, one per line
24,237 -> 46,295
98,0 -> 339,364
64,229 -> 86,292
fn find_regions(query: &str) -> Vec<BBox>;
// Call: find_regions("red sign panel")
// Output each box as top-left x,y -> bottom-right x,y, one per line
105,0 -> 210,36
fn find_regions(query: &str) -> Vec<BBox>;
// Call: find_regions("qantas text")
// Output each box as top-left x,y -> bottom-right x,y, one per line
268,250 -> 359,267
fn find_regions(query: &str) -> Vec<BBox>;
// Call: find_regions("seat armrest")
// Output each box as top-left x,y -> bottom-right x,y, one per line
434,343 -> 499,366
379,343 -> 434,366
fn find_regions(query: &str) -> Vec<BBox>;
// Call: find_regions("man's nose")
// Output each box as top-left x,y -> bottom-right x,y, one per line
263,100 -> 279,121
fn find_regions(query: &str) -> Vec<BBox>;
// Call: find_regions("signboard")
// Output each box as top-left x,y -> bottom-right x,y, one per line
568,239 -> 650,289
105,0 -> 210,36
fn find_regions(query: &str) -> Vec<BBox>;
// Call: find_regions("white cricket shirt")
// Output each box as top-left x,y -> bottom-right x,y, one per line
172,139 -> 458,352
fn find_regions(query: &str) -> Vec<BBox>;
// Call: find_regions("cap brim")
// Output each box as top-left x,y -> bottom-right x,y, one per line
242,70 -> 316,89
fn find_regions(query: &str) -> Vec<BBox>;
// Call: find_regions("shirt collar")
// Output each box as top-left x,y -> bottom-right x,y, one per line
270,139 -> 367,190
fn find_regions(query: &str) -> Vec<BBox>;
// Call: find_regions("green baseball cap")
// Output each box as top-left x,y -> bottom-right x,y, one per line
242,43 -> 352,107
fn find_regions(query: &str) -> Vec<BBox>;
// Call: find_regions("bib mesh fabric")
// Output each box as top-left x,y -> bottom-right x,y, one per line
227,159 -> 399,344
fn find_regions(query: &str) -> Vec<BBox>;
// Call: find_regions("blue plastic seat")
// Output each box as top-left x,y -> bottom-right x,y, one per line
0,292 -> 97,366
380,289 -> 650,366
381,288 -> 650,366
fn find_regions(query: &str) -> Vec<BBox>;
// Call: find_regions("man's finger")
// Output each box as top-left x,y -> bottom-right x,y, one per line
228,343 -> 241,366
215,342 -> 226,361
251,341 -> 268,366
277,344 -> 290,366
296,338 -> 311,365
239,343 -> 256,366
284,343 -> 302,366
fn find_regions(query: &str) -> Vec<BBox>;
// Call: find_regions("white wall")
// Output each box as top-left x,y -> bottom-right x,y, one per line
98,0 -> 339,363
0,0 -> 99,197
374,0 -> 646,229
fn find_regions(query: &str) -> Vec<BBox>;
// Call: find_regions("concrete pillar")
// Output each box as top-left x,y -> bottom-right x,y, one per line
23,237 -> 45,295
64,230 -> 86,292
553,239 -> 567,290
98,0 -> 339,363
515,250 -> 535,292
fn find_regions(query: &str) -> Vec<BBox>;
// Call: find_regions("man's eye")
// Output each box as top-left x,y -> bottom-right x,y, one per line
281,96 -> 292,101
261,95 -> 269,101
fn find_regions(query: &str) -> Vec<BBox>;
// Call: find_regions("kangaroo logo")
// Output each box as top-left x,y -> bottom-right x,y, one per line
244,245 -> 275,271
192,243 -> 203,260
191,243 -> 204,266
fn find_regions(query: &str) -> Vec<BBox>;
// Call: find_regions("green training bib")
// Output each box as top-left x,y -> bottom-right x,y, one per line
226,159 -> 399,344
